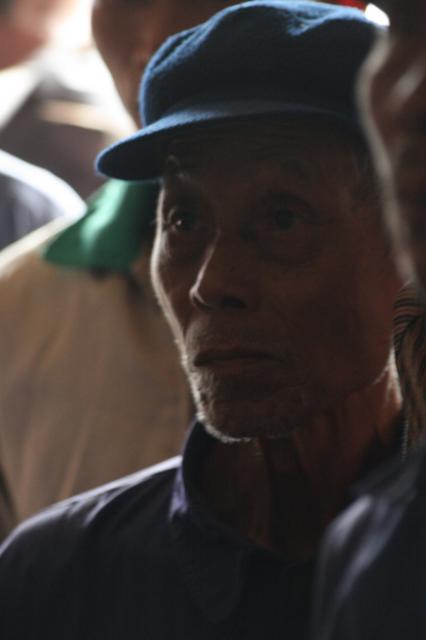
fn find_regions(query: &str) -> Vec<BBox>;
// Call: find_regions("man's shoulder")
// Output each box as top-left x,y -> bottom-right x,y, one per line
9,457 -> 179,538
0,458 -> 183,636
0,456 -> 181,569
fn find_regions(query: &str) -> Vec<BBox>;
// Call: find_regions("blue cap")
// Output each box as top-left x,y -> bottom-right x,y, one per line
97,0 -> 379,181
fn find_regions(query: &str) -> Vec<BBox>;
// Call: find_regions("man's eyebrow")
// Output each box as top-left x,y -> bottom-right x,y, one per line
161,157 -> 204,197
162,141 -> 326,189
162,153 -> 200,179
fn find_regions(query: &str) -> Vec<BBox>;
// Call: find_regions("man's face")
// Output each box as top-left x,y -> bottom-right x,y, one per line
10,0 -> 75,37
91,0 -> 237,124
0,0 -> 76,68
151,122 -> 401,442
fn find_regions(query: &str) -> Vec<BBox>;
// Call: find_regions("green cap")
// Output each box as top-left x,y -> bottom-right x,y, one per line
43,180 -> 158,271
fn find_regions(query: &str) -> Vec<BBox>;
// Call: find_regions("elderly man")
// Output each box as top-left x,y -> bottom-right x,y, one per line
0,2 -> 404,638
312,1 -> 426,639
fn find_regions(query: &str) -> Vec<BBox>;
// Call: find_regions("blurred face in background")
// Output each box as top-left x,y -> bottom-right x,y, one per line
0,0 -> 77,68
10,0 -> 76,38
91,0 -> 238,124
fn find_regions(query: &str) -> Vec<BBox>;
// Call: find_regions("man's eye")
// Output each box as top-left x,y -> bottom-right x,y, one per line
164,209 -> 198,232
273,208 -> 297,231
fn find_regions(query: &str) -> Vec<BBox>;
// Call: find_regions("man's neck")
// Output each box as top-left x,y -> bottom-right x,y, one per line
200,367 -> 402,562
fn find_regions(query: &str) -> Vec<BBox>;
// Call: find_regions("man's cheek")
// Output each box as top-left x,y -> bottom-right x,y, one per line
295,289 -> 373,368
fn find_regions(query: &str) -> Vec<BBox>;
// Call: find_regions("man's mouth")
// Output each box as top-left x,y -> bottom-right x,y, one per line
193,348 -> 281,370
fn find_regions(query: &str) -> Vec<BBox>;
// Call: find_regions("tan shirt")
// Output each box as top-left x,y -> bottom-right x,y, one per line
0,221 -> 190,539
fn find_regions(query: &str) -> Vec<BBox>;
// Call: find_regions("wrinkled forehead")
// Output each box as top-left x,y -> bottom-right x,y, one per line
161,118 -> 363,184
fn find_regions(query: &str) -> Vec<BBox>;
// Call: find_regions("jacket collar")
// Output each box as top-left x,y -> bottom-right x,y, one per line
169,422 -> 312,623
168,422 -> 256,622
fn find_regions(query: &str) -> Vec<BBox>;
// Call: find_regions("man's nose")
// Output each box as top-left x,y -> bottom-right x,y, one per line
189,237 -> 259,312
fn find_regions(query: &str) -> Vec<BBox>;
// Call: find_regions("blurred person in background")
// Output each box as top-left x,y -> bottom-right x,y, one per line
312,1 -> 426,638
0,0 -> 122,198
0,0 -> 91,245
0,0 -> 246,541
0,148 -> 83,249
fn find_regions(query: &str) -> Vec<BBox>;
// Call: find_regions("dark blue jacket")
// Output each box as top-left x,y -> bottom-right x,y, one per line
0,423 -> 314,640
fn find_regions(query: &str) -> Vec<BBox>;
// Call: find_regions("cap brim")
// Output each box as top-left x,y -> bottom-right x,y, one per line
96,97 -> 357,181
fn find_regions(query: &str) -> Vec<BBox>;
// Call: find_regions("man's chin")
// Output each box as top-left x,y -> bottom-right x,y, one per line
190,374 -> 311,441
197,405 -> 301,443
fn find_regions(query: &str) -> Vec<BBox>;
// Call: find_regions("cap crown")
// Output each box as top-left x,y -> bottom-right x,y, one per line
98,1 -> 380,180
141,0 -> 376,126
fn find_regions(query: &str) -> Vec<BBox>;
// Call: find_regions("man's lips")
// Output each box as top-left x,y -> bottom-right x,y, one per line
190,346 -> 304,386
193,348 -> 282,367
